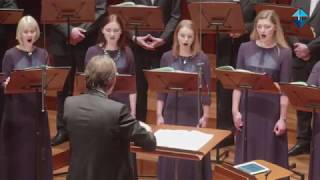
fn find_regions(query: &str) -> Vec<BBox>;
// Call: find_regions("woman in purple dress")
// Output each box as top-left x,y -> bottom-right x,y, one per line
306,62 -> 320,180
232,10 -> 292,168
85,14 -> 136,117
0,16 -> 52,180
156,20 -> 212,180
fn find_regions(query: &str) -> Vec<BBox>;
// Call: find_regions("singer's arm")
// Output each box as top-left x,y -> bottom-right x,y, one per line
156,99 -> 165,125
198,105 -> 209,128
232,89 -> 243,131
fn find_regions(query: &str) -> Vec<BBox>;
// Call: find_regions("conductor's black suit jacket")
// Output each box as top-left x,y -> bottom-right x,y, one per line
64,90 -> 156,180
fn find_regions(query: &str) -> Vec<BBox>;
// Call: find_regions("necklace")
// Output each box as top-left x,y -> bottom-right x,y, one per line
103,49 -> 121,62
16,45 -> 34,56
179,55 -> 192,65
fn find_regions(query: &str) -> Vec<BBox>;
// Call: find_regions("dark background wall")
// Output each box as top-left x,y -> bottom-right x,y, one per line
12,0 -> 292,52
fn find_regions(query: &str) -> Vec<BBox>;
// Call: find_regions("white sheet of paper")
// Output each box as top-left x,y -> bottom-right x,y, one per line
154,129 -> 214,151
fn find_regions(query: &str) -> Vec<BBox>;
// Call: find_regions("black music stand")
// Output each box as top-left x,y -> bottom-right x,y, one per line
5,66 -> 70,180
73,73 -> 136,95
216,68 -> 279,162
255,3 -> 315,40
0,9 -> 23,24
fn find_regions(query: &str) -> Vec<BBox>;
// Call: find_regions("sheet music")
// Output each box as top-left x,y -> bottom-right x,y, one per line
154,129 -> 214,151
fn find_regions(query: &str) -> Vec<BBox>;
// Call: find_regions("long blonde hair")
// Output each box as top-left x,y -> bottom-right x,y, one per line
250,10 -> 289,48
172,20 -> 201,57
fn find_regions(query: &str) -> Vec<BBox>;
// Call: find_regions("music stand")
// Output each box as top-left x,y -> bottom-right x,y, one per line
144,69 -> 211,125
255,3 -> 315,40
189,1 -> 246,163
280,83 -> 320,170
5,66 -> 70,180
216,68 -> 280,162
188,2 -> 245,34
41,0 -> 95,23
108,4 -> 164,32
73,72 -> 136,95
41,0 -> 95,46
108,4 -> 164,68
0,9 -> 23,24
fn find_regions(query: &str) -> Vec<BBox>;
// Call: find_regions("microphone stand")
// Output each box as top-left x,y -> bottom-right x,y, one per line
197,63 -> 204,123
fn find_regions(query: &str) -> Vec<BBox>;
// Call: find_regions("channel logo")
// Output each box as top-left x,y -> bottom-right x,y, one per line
292,9 -> 308,28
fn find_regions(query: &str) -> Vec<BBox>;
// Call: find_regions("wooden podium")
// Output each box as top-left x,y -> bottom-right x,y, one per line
131,124 -> 231,161
214,160 -> 293,180
52,124 -> 231,170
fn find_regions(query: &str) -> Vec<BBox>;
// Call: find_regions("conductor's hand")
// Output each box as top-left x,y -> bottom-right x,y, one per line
232,111 -> 243,131
294,43 -> 311,61
70,27 -> 86,45
197,116 -> 208,128
3,77 -> 10,88
139,121 -> 152,132
273,119 -> 286,136
136,34 -> 154,50
156,115 -> 164,125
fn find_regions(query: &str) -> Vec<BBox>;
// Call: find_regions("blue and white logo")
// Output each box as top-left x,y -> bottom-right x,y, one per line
292,9 -> 308,28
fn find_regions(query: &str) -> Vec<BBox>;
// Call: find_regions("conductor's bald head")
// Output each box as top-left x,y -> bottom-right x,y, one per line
85,55 -> 117,93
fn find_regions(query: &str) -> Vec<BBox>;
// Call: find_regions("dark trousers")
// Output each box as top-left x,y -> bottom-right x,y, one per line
53,44 -> 89,133
216,34 -> 250,146
134,44 -> 170,122
293,62 -> 315,143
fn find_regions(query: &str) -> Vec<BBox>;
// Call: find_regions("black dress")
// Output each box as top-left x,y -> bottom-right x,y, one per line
0,47 -> 53,180
157,50 -> 212,180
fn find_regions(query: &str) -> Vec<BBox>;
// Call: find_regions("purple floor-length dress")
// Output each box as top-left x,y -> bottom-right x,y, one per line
157,50 -> 212,180
0,47 -> 53,180
234,41 -> 292,169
